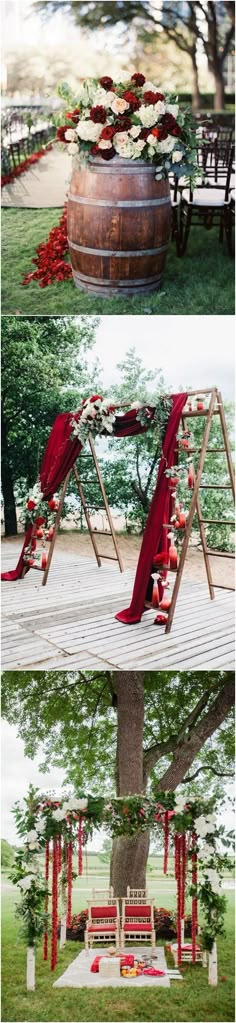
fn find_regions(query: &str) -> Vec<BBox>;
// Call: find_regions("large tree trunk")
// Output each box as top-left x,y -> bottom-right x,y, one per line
110,672 -> 149,896
1,412 -> 17,536
213,70 -> 225,110
191,51 -> 201,112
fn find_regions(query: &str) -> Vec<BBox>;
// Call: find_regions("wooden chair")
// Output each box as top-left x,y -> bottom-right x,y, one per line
92,886 -> 114,898
126,887 -> 149,899
85,897 -> 120,951
179,142 -> 234,256
121,897 -> 155,951
171,941 -> 207,966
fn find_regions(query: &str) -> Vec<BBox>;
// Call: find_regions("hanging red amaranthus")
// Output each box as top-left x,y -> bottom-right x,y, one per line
174,832 -> 179,880
66,840 -> 73,929
51,838 -> 58,971
57,833 -> 62,873
181,833 -> 186,919
1,145 -> 53,188
22,203 -> 72,288
191,831 -> 198,963
43,840 -> 50,961
176,834 -> 182,966
163,811 -> 169,874
78,818 -> 84,876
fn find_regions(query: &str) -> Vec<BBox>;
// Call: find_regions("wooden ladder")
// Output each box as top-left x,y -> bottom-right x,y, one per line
23,434 -> 123,586
165,387 -> 235,633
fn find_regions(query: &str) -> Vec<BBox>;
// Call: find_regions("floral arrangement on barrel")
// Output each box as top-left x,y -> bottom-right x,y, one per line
55,74 -> 197,179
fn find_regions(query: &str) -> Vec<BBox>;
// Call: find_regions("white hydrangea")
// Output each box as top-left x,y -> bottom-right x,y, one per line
65,128 -> 77,142
98,139 -> 112,150
76,120 -> 101,142
67,142 -> 79,155
166,103 -> 179,119
138,104 -> 159,128
172,150 -> 183,163
26,830 -> 38,843
17,874 -> 36,891
194,815 -> 211,838
65,796 -> 88,811
52,807 -> 67,822
157,135 -> 176,154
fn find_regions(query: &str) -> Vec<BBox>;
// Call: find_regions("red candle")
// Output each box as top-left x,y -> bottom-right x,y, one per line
41,553 -> 47,569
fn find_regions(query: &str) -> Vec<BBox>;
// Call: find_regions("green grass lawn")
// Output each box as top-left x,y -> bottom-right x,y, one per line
1,207 -> 234,316
1,874 -> 235,1023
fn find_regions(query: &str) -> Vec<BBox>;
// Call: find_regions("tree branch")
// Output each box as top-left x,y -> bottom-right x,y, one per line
157,676 -> 235,791
184,764 -> 234,782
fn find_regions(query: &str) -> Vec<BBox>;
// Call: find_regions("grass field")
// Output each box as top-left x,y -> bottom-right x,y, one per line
1,207 -> 234,316
1,870 -> 235,1023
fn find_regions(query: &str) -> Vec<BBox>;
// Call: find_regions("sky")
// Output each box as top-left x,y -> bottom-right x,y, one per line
88,316 -> 235,400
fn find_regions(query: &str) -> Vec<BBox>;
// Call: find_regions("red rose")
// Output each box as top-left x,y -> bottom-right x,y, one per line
143,90 -> 164,104
131,73 -> 146,86
152,127 -> 160,138
35,516 -> 46,526
171,125 -> 182,137
99,76 -> 113,90
101,125 -> 116,140
100,147 -> 115,160
27,499 -> 36,510
90,144 -> 100,155
90,105 -> 107,123
123,90 -> 140,110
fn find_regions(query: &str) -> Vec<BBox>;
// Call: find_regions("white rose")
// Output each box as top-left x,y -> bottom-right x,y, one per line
153,101 -> 166,119
114,140 -> 136,159
67,142 -> 79,155
194,815 -> 210,838
76,121 -> 101,142
172,150 -> 183,163
65,128 -> 77,142
139,104 -> 158,128
17,874 -> 35,890
174,795 -> 186,813
26,830 -> 38,843
93,88 -> 115,109
52,807 -> 67,822
157,135 -> 176,154
199,844 -> 215,861
147,133 -> 158,146
98,139 -> 112,150
135,139 -> 146,151
166,103 -> 179,119
113,131 -> 129,148
130,125 -> 141,139
205,813 -> 217,830
110,97 -> 129,115
28,841 -> 40,851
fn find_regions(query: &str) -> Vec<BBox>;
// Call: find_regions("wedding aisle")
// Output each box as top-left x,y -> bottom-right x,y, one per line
1,148 -> 70,208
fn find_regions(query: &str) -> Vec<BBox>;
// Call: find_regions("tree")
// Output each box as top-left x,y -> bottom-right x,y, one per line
1,316 -> 98,536
1,838 -> 15,871
2,670 -> 234,895
36,1 -> 235,110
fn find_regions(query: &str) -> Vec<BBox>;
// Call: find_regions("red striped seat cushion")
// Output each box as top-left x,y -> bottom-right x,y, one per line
88,924 -> 117,932
125,905 -> 151,918
123,923 -> 152,932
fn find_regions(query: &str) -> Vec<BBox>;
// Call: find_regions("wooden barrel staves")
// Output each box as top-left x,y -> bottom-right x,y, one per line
67,156 -> 172,297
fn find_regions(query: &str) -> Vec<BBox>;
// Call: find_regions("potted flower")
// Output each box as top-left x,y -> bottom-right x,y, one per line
56,75 -> 197,297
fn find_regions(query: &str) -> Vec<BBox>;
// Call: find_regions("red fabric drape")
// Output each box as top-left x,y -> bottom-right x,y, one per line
115,393 -> 187,623
1,397 -> 187,590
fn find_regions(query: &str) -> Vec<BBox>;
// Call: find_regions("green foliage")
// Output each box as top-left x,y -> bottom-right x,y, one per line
10,847 -> 49,947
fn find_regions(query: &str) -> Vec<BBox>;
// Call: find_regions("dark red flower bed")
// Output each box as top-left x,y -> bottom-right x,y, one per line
1,144 -> 53,188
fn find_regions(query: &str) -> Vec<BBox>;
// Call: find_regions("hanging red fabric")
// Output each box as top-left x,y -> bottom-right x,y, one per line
115,393 -> 187,623
163,811 -> 169,874
66,840 -> 73,929
191,832 -> 198,963
51,839 -> 58,971
43,840 -> 50,961
78,817 -> 84,876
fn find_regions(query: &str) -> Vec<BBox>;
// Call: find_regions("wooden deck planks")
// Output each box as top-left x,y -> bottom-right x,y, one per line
1,544 -> 235,671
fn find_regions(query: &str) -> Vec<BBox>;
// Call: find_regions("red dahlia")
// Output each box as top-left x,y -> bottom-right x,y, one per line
114,117 -> 132,132
139,127 -> 150,140
56,125 -> 68,142
101,125 -> 116,140
131,72 -> 146,86
100,147 -> 116,160
143,90 -> 164,104
90,105 -> 107,123
99,75 -> 113,90
123,90 -> 140,110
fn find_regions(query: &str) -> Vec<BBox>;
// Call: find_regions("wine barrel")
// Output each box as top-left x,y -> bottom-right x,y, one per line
67,156 -> 171,297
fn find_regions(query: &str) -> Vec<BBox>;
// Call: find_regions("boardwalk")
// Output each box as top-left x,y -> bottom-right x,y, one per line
1,543 -> 235,671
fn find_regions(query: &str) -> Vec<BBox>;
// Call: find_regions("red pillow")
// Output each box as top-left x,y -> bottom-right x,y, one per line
91,905 -> 116,919
125,904 -> 151,918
